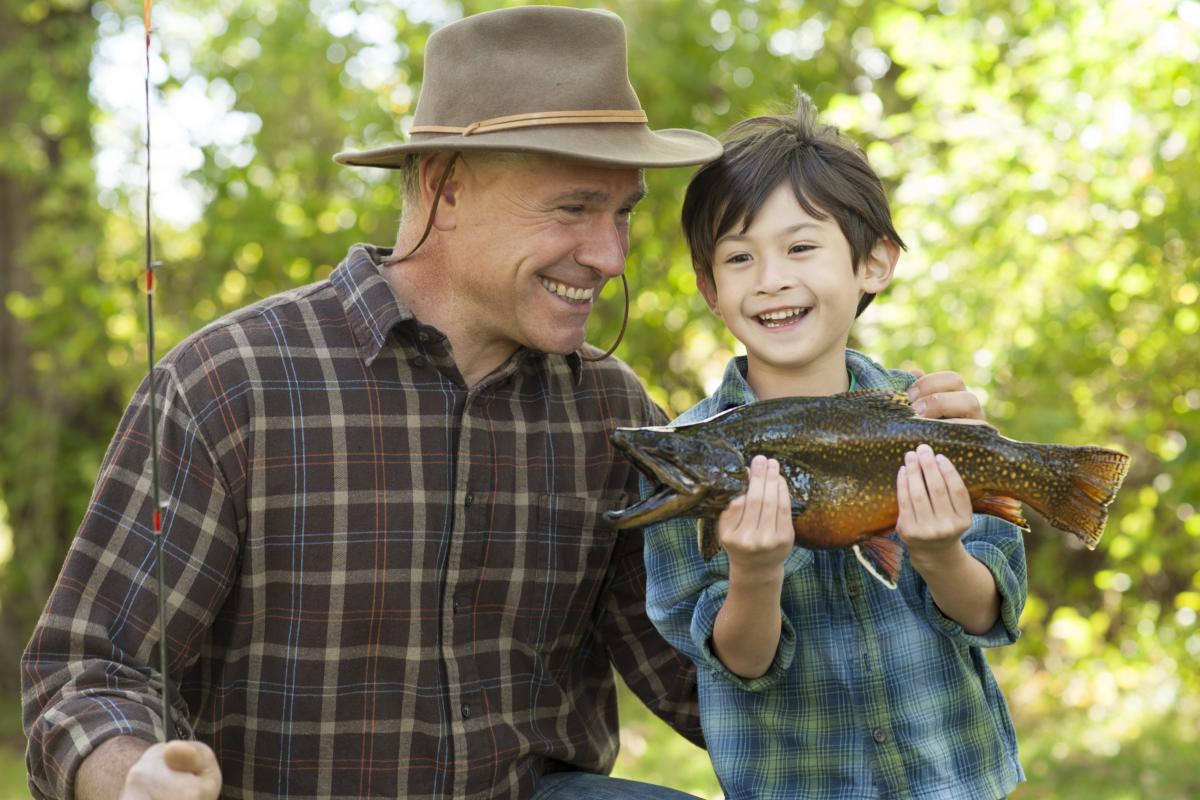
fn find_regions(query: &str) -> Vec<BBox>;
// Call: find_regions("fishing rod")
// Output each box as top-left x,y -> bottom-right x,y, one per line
142,0 -> 171,741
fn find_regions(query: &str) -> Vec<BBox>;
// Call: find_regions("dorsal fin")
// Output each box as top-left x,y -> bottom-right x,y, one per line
831,388 -> 917,418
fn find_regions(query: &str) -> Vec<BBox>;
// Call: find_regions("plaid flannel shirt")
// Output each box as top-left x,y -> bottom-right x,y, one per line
22,243 -> 700,800
644,353 -> 1027,800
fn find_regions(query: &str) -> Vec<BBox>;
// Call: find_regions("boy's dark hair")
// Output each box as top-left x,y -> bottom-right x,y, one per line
681,92 -> 905,317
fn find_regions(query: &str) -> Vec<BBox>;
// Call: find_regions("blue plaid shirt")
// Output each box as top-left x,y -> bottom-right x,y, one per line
643,351 -> 1026,800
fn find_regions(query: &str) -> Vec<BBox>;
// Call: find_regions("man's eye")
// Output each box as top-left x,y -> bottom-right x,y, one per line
560,205 -> 585,215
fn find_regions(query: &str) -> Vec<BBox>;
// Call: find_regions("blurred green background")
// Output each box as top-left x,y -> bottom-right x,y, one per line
2,0 -> 1198,797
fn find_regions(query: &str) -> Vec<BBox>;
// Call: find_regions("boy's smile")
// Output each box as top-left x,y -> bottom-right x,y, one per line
698,182 -> 896,399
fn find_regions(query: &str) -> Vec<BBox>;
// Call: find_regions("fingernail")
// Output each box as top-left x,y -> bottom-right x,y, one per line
913,399 -> 927,414
907,385 -> 918,400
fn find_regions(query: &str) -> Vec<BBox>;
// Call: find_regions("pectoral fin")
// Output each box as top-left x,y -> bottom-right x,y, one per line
853,536 -> 903,590
697,516 -> 721,561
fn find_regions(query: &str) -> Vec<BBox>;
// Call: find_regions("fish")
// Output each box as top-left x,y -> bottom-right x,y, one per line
604,389 -> 1130,589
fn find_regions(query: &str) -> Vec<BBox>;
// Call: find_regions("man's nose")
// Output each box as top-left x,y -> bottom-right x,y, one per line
574,218 -> 629,278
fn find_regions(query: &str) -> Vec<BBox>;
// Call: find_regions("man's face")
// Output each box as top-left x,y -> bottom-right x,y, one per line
442,153 -> 644,357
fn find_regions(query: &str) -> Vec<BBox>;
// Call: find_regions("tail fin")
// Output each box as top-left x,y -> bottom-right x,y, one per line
1021,445 -> 1130,549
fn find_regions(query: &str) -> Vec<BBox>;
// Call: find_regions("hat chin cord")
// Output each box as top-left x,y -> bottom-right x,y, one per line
579,272 -> 628,362
390,150 -> 628,362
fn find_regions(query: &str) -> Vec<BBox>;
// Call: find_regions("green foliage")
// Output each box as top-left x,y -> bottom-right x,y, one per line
2,0 -> 1197,794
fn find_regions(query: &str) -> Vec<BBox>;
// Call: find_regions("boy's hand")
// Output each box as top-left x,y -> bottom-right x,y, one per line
719,455 -> 794,578
907,369 -> 990,426
895,444 -> 973,567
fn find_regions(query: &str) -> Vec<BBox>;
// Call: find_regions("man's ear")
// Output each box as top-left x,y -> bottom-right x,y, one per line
859,238 -> 899,294
696,270 -> 721,316
418,152 -> 462,231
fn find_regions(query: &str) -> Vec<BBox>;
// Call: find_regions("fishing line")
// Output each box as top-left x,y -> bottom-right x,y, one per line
143,0 -> 171,741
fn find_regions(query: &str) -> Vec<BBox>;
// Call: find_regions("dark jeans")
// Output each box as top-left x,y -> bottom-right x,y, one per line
530,771 -> 704,799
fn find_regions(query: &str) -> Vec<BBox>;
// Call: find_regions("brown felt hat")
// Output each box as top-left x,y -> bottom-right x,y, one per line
334,5 -> 721,169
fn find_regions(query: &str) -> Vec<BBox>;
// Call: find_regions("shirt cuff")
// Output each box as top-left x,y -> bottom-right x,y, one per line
27,692 -> 191,800
923,539 -> 1023,648
688,578 -> 797,692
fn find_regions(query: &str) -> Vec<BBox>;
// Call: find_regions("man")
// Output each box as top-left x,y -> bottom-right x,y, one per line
22,6 -> 984,799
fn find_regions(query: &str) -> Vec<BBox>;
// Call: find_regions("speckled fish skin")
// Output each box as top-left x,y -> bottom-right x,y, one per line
604,389 -> 1130,567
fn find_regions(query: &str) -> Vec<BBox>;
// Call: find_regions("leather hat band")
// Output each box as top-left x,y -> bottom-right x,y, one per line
411,109 -> 648,137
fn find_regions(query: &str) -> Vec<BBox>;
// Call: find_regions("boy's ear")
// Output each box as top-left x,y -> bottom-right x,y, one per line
859,238 -> 900,294
695,270 -> 721,316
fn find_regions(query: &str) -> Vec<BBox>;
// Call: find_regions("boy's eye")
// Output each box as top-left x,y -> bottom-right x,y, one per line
789,243 -> 815,254
723,252 -> 752,265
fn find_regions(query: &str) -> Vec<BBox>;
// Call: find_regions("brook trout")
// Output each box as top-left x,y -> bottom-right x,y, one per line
604,389 -> 1130,589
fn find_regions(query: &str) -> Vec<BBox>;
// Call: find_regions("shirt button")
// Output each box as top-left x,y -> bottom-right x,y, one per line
418,332 -> 430,343
464,492 -> 474,507
413,355 -> 428,367
452,596 -> 461,613
461,704 -> 471,719
847,584 -> 860,598
872,728 -> 887,744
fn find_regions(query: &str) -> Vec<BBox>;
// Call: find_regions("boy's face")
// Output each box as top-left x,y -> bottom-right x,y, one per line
697,182 -> 896,388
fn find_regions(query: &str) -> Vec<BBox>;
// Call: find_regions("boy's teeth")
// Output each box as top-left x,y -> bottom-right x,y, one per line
539,277 -> 595,302
758,307 -> 808,325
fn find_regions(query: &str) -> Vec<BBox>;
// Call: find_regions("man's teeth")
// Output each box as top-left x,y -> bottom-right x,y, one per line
758,307 -> 809,326
539,277 -> 596,302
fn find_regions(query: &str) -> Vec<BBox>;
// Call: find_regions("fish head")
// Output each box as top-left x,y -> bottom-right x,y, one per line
604,425 -> 747,528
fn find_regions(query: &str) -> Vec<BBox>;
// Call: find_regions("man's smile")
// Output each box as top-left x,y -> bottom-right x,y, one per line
539,276 -> 597,304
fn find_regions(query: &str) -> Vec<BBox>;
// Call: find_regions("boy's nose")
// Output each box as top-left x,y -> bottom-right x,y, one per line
755,256 -> 796,294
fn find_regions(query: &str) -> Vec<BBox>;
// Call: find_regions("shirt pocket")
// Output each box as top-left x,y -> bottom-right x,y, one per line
518,493 -> 623,653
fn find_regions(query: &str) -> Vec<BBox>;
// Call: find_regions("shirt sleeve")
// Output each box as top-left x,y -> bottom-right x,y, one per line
642,480 -> 807,694
919,513 -> 1028,648
21,363 -> 241,800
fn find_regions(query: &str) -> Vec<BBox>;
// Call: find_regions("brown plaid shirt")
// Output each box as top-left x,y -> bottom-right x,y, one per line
22,244 -> 701,799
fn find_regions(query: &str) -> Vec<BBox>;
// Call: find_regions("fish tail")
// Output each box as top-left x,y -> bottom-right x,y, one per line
1020,444 -> 1131,549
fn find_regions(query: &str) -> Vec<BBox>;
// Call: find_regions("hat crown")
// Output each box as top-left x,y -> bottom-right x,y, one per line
413,6 -> 640,128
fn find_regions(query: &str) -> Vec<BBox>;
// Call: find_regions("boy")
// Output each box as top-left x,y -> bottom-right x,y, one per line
642,95 -> 1027,799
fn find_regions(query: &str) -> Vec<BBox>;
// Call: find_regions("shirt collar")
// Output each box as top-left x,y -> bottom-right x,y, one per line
330,244 -> 414,366
330,245 -> 586,383
710,349 -> 900,409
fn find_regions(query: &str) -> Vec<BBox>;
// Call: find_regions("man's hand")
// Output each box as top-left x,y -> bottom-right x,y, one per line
121,740 -> 221,800
906,369 -> 990,425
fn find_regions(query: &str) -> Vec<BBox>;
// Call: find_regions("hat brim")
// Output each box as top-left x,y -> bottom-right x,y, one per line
334,124 -> 722,169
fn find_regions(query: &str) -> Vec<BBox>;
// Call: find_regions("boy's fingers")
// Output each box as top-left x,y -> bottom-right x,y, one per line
895,466 -> 913,529
916,445 -> 951,512
742,456 -> 769,531
904,450 -> 933,522
936,453 -> 972,518
911,390 -> 987,422
776,474 -> 791,533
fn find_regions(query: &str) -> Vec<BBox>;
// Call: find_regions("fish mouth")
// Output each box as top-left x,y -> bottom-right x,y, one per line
604,430 -> 707,528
